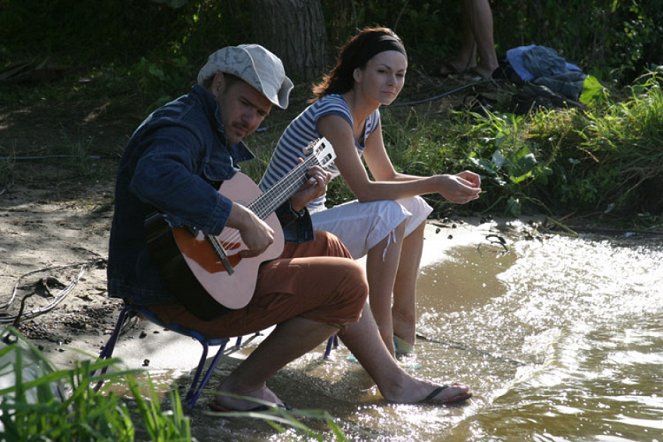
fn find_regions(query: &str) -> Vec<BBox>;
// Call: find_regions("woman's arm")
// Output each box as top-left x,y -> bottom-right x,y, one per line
362,122 -> 422,182
318,115 -> 481,204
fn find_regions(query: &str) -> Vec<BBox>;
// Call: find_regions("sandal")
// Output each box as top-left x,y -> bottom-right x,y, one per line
418,384 -> 473,405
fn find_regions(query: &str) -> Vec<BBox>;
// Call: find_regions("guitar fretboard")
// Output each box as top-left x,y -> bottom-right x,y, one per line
249,154 -> 320,220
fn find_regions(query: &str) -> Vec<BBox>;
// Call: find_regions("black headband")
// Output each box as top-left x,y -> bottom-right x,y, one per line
355,34 -> 407,69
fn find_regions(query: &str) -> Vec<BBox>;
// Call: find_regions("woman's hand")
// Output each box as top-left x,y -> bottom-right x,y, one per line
457,170 -> 482,189
435,171 -> 482,204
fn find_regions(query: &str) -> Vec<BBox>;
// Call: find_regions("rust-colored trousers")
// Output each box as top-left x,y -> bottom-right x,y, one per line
146,231 -> 369,339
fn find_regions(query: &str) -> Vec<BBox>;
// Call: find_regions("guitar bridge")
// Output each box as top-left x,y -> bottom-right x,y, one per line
186,226 -> 235,275
213,242 -> 235,275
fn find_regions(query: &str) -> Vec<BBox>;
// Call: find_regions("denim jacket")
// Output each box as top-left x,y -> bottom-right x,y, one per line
107,85 -> 313,305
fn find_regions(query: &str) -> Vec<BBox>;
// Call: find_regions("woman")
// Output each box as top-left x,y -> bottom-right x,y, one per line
260,27 -> 481,357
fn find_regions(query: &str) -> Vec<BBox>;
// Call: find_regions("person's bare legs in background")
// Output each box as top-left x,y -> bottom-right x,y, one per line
441,0 -> 499,78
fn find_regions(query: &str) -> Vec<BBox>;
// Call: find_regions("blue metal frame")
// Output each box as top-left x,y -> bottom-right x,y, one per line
96,304 -> 235,409
97,304 -> 339,408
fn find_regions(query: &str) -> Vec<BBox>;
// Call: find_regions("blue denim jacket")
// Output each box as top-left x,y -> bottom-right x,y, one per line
107,85 -> 313,305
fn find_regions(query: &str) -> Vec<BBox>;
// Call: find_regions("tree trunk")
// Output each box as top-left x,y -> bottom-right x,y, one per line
249,0 -> 327,82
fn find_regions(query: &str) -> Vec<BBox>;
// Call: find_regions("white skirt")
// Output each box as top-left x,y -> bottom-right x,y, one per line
310,196 -> 433,259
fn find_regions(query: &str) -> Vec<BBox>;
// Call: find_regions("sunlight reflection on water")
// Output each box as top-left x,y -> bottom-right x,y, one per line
443,233 -> 663,442
189,224 -> 663,441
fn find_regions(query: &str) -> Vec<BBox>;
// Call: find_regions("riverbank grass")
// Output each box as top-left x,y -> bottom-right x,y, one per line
0,326 -> 350,441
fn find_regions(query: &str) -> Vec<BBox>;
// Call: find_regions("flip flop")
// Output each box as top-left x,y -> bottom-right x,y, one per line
393,335 -> 414,357
419,385 -> 473,405
209,401 -> 293,413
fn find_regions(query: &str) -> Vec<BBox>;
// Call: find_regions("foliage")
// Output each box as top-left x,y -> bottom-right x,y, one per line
323,0 -> 662,86
0,0 -> 180,64
1,326 -> 150,441
489,0 -> 663,85
0,0 -> 661,227
0,326 -> 351,441
2,0 -> 661,91
374,70 -> 663,224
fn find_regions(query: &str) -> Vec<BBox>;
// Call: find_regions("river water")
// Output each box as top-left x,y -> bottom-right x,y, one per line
163,221 -> 663,441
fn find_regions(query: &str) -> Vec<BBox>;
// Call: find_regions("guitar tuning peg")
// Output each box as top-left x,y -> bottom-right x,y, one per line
302,138 -> 319,155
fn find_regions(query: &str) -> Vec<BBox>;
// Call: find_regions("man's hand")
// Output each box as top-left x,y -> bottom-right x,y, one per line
226,202 -> 274,258
290,161 -> 332,212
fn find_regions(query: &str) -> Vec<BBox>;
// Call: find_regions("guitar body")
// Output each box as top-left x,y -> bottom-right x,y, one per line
172,172 -> 285,310
145,137 -> 335,321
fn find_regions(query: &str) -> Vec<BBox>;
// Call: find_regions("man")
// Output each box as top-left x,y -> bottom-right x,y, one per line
107,44 -> 472,411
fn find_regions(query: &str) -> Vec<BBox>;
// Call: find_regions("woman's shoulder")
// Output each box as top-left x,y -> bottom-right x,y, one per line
366,108 -> 381,133
310,94 -> 353,126
314,94 -> 350,112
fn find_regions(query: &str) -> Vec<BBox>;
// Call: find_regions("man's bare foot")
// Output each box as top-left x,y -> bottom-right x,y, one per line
212,383 -> 287,412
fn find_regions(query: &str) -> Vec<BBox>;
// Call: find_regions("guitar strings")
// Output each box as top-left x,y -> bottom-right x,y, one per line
215,158 -> 314,248
214,151 -> 324,249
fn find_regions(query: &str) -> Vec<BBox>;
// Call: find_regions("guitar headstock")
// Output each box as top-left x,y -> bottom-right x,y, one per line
303,137 -> 336,169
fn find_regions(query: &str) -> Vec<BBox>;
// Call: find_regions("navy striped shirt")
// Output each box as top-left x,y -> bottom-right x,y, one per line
259,94 -> 381,211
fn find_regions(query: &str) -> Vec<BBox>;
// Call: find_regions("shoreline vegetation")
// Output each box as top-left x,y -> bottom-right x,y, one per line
3,67 -> 661,230
1,2 -> 662,231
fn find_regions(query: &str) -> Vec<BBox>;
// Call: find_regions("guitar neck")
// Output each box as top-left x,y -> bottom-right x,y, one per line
249,154 -> 319,220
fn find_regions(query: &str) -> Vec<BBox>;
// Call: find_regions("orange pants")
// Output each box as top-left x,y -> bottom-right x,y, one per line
146,231 -> 368,339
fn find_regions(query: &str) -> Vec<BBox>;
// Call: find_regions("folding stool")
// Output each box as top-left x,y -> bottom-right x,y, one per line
323,334 -> 339,359
96,303 -> 241,409
97,304 -> 339,408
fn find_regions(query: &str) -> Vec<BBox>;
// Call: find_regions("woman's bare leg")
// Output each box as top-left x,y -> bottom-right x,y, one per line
365,220 -> 407,356
340,305 -> 472,403
392,220 -> 425,348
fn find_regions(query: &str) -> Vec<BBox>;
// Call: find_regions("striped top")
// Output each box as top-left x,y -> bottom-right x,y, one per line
259,94 -> 381,211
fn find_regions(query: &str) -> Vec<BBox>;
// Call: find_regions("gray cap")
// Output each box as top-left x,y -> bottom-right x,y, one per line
197,44 -> 293,109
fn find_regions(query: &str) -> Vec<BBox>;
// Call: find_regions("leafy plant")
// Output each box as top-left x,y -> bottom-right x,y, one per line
1,326 -> 144,441
0,326 -> 353,441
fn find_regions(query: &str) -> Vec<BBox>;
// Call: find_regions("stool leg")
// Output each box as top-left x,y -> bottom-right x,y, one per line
185,339 -> 229,409
323,335 -> 335,359
93,304 -> 134,389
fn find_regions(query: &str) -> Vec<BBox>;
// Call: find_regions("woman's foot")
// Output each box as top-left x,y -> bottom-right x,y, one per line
383,377 -> 472,405
417,383 -> 473,405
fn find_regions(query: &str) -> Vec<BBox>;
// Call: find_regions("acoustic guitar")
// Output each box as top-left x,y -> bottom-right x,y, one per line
145,138 -> 336,321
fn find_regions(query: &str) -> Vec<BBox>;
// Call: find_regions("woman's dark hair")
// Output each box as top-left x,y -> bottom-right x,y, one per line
311,27 -> 405,100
